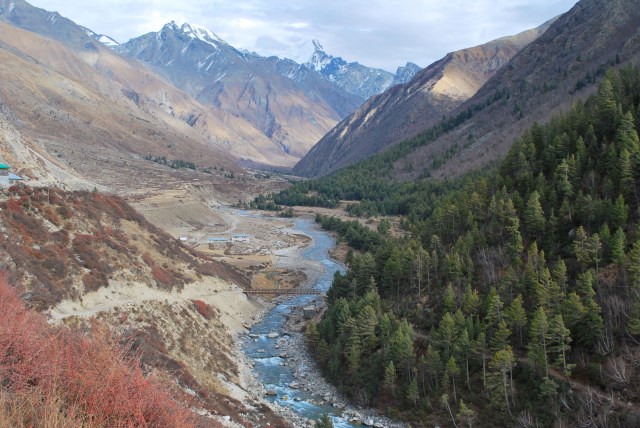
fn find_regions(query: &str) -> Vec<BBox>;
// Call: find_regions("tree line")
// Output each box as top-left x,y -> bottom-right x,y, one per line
302,67 -> 640,427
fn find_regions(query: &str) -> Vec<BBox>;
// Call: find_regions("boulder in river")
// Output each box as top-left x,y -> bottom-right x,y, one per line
265,389 -> 277,396
303,306 -> 319,319
267,332 -> 280,338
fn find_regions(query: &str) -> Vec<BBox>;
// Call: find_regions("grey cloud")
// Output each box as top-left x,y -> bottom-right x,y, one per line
31,0 -> 577,71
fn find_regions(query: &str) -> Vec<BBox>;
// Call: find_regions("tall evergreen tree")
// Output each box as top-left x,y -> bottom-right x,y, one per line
524,191 -> 545,238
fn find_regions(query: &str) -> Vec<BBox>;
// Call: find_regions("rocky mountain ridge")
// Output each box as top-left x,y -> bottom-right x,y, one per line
294,21 -> 553,177
115,22 -> 364,167
391,0 -> 640,180
290,39 -> 421,99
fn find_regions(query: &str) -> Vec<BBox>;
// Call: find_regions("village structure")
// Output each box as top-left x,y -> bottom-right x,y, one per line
205,233 -> 251,248
0,163 -> 23,187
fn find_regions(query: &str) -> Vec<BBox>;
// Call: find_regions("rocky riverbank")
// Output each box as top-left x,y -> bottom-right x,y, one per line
237,217 -> 408,427
276,303 -> 409,428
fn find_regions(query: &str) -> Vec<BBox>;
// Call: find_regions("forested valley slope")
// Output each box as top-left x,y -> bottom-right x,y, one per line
262,67 -> 640,427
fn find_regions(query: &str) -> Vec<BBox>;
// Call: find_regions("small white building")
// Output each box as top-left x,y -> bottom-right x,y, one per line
0,163 -> 22,187
208,237 -> 229,243
231,234 -> 251,242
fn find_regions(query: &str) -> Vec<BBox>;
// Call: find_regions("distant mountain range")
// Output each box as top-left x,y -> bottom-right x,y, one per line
287,39 -> 421,99
294,21 -> 554,177
114,21 -> 365,167
0,0 -> 244,188
114,26 -> 423,167
0,0 -> 421,171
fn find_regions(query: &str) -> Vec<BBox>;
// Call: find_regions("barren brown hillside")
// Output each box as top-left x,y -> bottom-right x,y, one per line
293,22 -> 552,177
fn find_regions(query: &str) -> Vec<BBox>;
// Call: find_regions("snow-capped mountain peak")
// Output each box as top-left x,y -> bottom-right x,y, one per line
311,39 -> 324,52
82,26 -> 119,47
177,22 -> 227,48
282,38 -> 420,99
286,39 -> 324,64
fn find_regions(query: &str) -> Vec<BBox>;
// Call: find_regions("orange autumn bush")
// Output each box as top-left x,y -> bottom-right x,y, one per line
0,274 -> 194,427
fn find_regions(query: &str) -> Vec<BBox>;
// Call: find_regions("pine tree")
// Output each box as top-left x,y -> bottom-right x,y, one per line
333,298 -> 352,335
528,307 -> 550,377
555,159 -> 573,198
596,77 -> 619,137
389,321 -> 415,381
524,191 -> 545,238
344,327 -> 362,379
534,267 -> 561,314
445,356 -> 461,403
384,361 -> 397,397
547,314 -> 574,377
485,287 -> 504,331
552,259 -> 568,295
611,195 -> 628,229
490,320 -> 511,353
305,321 -> 320,353
504,199 -> 524,267
455,328 -> 473,390
562,292 -> 586,334
617,111 -> 640,154
474,332 -> 489,390
618,149 -> 634,201
457,399 -> 477,428
488,347 -> 516,416
444,282 -> 456,313
437,312 -> 459,359
611,227 -> 626,267
627,299 -> 640,336
406,377 -> 419,407
507,294 -> 527,347
316,338 -> 330,367
462,284 -> 480,315
575,271 -> 604,348
628,240 -> 640,290
356,305 -> 378,353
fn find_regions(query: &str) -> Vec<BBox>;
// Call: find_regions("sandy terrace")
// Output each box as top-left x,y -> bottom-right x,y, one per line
131,189 -> 314,293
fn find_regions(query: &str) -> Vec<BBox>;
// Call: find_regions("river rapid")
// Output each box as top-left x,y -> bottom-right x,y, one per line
243,217 -> 357,427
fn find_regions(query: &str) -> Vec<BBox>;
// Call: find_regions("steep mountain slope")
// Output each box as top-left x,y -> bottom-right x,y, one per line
294,22 -> 551,177
115,22 -> 364,165
289,40 -> 420,99
392,0 -> 640,180
0,1 -> 290,187
0,186 -> 289,426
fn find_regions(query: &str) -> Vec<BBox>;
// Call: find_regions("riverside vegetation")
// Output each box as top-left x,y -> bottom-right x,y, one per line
258,67 -> 640,426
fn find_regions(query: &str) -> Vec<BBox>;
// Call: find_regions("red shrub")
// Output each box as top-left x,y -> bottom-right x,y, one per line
151,265 -> 176,289
142,252 -> 155,268
0,274 -> 194,427
191,300 -> 215,320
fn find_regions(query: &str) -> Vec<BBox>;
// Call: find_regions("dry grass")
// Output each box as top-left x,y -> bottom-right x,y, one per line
0,186 -> 245,307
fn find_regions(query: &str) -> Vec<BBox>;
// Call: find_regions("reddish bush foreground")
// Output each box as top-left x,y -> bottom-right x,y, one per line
0,275 -> 194,427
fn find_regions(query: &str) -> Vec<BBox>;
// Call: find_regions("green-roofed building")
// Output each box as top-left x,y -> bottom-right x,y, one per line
0,163 -> 23,187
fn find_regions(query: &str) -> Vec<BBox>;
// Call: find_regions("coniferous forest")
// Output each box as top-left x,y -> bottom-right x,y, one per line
285,67 -> 640,426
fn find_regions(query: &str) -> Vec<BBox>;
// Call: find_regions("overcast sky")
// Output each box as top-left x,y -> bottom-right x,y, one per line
30,0 -> 578,72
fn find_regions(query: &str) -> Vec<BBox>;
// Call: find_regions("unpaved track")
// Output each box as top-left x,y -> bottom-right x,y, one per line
48,278 -> 263,335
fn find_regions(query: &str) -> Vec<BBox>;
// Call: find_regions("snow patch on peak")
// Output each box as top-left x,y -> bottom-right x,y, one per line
83,26 -> 120,47
98,35 -> 119,47
285,39 -> 329,68
179,22 -> 227,47
285,40 -> 316,64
